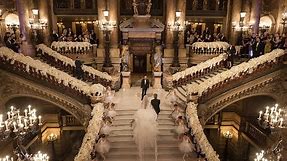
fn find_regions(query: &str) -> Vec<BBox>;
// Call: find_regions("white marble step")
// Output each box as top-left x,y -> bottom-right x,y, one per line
112,119 -> 174,126
114,114 -> 172,120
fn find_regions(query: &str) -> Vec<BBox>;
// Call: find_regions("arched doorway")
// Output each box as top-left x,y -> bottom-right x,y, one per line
259,15 -> 274,33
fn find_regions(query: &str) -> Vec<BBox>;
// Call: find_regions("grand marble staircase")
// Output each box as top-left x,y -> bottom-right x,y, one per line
174,59 -> 245,103
105,88 -> 197,161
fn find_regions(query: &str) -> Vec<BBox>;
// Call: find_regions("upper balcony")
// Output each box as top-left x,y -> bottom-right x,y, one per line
53,0 -> 98,15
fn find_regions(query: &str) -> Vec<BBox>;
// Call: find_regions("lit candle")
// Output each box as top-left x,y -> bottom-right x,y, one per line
279,118 -> 283,127
258,111 -> 263,120
0,114 -> 3,126
4,121 -> 8,131
13,122 -> 17,132
24,119 -> 27,129
18,116 -> 22,125
270,107 -> 274,115
28,105 -> 31,113
29,117 -> 33,126
10,106 -> 14,111
17,110 -> 20,117
278,108 -> 281,115
265,106 -> 269,114
24,109 -> 28,117
38,116 -> 42,125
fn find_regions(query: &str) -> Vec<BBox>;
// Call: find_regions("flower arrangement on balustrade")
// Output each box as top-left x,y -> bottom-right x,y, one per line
172,53 -> 227,82
51,41 -> 93,53
0,47 -> 105,97
186,102 -> 220,161
74,103 -> 105,161
191,41 -> 230,51
187,49 -> 285,96
36,44 -> 112,81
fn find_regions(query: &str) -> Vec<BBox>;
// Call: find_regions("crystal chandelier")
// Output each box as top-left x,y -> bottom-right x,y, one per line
254,150 -> 268,161
254,138 -> 283,161
257,104 -> 284,129
0,151 -> 49,161
0,105 -> 42,140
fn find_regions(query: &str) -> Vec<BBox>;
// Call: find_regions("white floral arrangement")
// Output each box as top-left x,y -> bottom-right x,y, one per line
74,103 -> 104,161
51,41 -> 92,52
37,44 -> 112,81
187,49 -> 285,96
191,41 -> 230,50
0,47 -> 105,96
186,102 -> 220,161
172,53 -> 227,81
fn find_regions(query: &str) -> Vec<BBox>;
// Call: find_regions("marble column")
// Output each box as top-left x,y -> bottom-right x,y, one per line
250,0 -> 262,34
165,0 -> 176,49
109,0 -> 118,48
39,0 -> 53,45
97,0 -> 105,48
16,0 -> 35,56
177,0 -> 186,49
229,0 -> 242,45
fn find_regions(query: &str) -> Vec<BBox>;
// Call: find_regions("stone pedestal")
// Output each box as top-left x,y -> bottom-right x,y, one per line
121,72 -> 131,89
153,72 -> 162,89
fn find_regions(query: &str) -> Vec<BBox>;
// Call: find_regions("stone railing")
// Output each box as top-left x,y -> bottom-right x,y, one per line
51,41 -> 95,54
62,115 -> 82,126
186,102 -> 220,161
187,49 -> 286,99
172,53 -> 227,87
0,47 -> 105,104
74,103 -> 104,161
188,41 -> 230,55
244,122 -> 268,147
37,44 -> 112,87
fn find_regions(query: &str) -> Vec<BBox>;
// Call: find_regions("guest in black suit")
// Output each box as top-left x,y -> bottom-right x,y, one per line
252,37 -> 264,58
141,76 -> 149,100
151,93 -> 160,116
74,57 -> 84,79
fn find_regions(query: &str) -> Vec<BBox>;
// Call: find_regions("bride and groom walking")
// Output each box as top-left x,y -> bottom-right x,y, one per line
131,76 -> 161,161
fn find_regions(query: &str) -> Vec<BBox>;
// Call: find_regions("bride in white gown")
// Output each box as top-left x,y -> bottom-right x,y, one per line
132,95 -> 159,161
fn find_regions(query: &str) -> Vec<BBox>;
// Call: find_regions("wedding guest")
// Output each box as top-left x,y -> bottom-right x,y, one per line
140,75 -> 149,100
95,134 -> 110,160
90,30 -> 97,44
252,37 -> 264,57
106,103 -> 117,120
100,119 -> 112,136
74,56 -> 84,79
175,116 -> 188,139
179,133 -> 194,161
171,104 -> 183,121
151,93 -> 161,116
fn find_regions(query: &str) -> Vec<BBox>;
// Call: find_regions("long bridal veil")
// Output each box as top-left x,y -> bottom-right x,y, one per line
133,95 -> 158,161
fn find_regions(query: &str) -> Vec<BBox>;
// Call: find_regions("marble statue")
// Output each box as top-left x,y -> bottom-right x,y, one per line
133,0 -> 139,15
146,0 -> 152,15
121,45 -> 130,72
153,46 -> 162,72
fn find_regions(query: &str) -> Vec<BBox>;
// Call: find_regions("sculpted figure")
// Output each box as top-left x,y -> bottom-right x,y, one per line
133,0 -> 139,15
121,45 -> 130,72
153,46 -> 162,72
146,0 -> 152,15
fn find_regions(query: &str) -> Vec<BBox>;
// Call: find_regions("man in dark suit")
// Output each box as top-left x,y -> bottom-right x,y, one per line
151,93 -> 160,116
74,57 -> 84,79
141,76 -> 149,100
252,37 -> 264,58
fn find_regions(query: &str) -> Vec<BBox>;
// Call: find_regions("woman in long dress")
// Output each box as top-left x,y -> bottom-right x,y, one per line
106,103 -> 117,120
100,119 -> 112,136
131,95 -> 158,161
105,86 -> 114,103
179,133 -> 194,161
175,116 -> 189,139
171,104 -> 183,121
95,134 -> 110,160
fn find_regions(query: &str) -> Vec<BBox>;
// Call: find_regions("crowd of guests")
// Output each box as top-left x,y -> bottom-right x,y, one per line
238,32 -> 287,58
166,90 -> 207,161
3,32 -> 21,53
185,27 -> 228,44
52,28 -> 98,44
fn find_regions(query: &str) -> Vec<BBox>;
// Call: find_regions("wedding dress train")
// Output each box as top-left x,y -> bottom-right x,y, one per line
133,96 -> 158,161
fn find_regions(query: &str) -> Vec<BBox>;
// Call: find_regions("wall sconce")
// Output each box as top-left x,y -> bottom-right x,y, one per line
240,11 -> 246,19
103,10 -> 109,17
29,9 -> 47,30
0,9 -> 3,21
175,11 -> 181,18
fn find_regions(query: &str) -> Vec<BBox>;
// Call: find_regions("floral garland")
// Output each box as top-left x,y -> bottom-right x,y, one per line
37,44 -> 112,81
191,41 -> 230,50
187,49 -> 285,96
172,53 -> 227,81
74,103 -> 104,161
51,41 -> 92,52
186,102 -> 220,161
0,47 -> 105,96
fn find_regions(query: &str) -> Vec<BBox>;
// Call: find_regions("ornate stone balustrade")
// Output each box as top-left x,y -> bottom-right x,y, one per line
172,53 -> 227,87
37,44 -> 112,87
0,47 -> 105,104
51,41 -> 94,54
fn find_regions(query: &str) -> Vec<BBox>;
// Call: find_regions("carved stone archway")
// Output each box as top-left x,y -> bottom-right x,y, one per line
0,70 -> 91,126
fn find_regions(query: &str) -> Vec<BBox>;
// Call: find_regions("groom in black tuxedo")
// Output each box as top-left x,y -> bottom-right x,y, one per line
141,76 -> 150,100
151,94 -> 160,116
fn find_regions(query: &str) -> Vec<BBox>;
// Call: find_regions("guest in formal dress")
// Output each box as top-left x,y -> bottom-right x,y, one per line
140,76 -> 149,100
95,134 -> 110,160
252,37 -> 264,57
179,133 -> 194,160
151,93 -> 160,116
